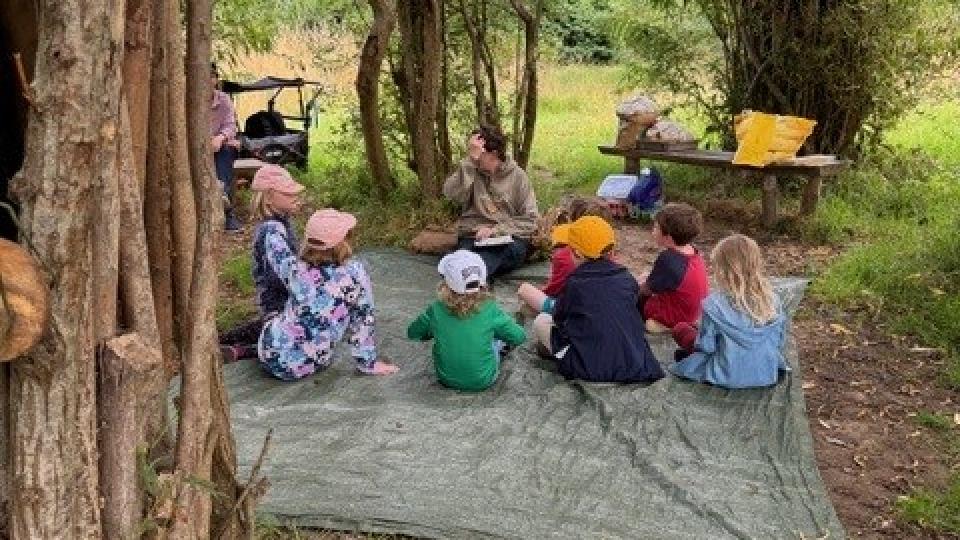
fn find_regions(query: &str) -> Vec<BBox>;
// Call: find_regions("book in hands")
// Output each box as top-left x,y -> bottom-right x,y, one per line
474,234 -> 514,247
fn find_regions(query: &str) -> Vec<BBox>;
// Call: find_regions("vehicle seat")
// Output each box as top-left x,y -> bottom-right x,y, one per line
244,110 -> 286,139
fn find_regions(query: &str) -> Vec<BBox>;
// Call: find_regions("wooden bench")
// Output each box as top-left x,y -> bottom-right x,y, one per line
232,158 -> 268,188
598,145 -> 851,227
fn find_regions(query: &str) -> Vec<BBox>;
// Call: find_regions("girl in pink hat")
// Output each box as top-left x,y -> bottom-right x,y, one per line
220,164 -> 305,362
257,208 -> 399,380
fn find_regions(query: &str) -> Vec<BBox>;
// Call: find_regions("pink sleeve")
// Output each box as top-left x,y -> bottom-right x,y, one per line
542,246 -> 576,297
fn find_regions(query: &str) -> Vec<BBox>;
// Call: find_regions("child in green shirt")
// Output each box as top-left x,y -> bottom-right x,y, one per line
407,250 -> 526,391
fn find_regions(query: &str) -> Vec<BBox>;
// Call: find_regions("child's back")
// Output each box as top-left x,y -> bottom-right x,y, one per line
671,234 -> 789,389
671,291 -> 786,388
640,202 -> 708,329
409,250 -> 525,391
408,298 -> 524,391
539,216 -> 664,384
553,256 -> 663,383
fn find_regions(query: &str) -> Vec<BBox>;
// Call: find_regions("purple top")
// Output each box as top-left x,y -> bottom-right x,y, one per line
210,90 -> 238,141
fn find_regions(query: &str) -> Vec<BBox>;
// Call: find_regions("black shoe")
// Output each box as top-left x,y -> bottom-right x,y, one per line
535,343 -> 552,360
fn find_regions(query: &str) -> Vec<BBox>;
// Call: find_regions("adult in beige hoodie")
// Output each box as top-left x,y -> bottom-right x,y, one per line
442,126 -> 540,277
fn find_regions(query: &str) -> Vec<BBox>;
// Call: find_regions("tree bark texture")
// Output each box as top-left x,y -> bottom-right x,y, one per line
170,0 -> 246,537
357,0 -> 398,201
6,0 -> 125,536
144,0 -> 178,376
122,0 -> 152,194
459,0 -> 501,129
97,333 -> 162,540
397,0 -> 443,198
509,0 -> 541,170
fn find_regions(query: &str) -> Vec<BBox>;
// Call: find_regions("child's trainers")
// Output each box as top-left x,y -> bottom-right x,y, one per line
644,319 -> 671,334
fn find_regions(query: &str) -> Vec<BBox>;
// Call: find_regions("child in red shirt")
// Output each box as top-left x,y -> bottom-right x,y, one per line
517,197 -> 611,315
639,202 -> 708,333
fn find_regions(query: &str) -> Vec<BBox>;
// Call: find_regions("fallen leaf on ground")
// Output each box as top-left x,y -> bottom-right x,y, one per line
818,419 -> 832,429
853,455 -> 868,467
830,323 -> 853,335
802,382 -> 816,390
826,436 -> 850,447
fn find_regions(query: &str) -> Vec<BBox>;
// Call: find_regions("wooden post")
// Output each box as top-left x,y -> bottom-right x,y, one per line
761,174 -> 779,228
800,176 -> 822,216
98,333 -> 162,540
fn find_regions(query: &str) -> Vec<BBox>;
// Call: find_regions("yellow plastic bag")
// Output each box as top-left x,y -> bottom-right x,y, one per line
732,111 -> 816,166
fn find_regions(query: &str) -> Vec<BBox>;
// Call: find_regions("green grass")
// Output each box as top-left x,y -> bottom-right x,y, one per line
222,253 -> 255,295
913,411 -> 954,432
897,482 -> 960,534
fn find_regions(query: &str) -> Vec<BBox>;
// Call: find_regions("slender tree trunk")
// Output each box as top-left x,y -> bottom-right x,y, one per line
6,0 -> 125,536
436,3 -> 453,175
509,0 -> 541,169
169,0 -> 247,537
145,0 -> 178,375
357,0 -> 398,201
166,0 -> 198,371
123,0 -> 152,194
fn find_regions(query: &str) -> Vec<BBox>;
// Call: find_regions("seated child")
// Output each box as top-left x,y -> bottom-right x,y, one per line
517,196 -> 612,315
531,216 -> 664,384
639,202 -> 708,333
220,164 -> 304,362
258,208 -> 399,380
670,234 -> 789,389
407,249 -> 526,391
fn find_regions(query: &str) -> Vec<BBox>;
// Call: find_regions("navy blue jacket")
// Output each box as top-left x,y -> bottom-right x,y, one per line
551,258 -> 664,383
252,216 -> 299,315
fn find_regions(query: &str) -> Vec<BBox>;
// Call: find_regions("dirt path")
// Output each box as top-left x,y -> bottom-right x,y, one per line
616,218 -> 955,539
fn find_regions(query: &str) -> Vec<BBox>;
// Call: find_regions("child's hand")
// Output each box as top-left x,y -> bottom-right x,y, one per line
370,359 -> 399,375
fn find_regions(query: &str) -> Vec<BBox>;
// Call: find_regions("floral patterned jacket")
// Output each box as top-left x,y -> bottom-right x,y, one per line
257,223 -> 378,380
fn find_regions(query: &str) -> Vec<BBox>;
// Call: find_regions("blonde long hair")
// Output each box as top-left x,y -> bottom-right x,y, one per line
438,282 -> 491,318
711,234 -> 776,324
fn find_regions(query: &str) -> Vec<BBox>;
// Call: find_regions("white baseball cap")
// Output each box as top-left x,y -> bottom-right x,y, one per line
438,250 -> 487,294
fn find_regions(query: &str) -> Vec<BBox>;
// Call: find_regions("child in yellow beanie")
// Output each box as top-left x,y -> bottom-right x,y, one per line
531,216 -> 663,383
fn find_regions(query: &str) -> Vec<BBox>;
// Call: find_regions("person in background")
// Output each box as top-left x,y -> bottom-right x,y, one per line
670,234 -> 789,388
210,62 -> 242,232
258,208 -> 398,380
407,249 -> 526,392
220,165 -> 304,362
442,125 -> 539,278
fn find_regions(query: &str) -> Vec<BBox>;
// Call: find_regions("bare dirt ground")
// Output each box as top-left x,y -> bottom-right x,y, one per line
221,207 -> 956,539
616,214 -> 956,539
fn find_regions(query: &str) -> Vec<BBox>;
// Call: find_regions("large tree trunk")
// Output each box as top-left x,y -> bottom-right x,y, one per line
509,0 -> 541,170
6,0 -> 125,535
123,0 -> 152,193
357,0 -> 398,201
397,0 -> 443,198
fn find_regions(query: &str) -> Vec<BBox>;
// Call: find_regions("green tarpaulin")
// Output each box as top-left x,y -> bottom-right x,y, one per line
219,250 -> 842,539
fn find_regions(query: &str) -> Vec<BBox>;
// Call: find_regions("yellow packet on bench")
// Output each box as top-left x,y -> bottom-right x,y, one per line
732,111 -> 816,167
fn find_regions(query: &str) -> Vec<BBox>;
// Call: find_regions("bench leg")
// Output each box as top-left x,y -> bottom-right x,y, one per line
761,174 -> 779,228
800,177 -> 821,216
624,156 -> 640,175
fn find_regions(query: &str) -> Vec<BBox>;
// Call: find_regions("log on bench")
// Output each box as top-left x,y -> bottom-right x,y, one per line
598,145 -> 851,227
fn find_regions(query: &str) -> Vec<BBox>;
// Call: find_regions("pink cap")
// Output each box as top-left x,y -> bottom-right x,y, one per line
305,209 -> 357,248
251,164 -> 304,194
